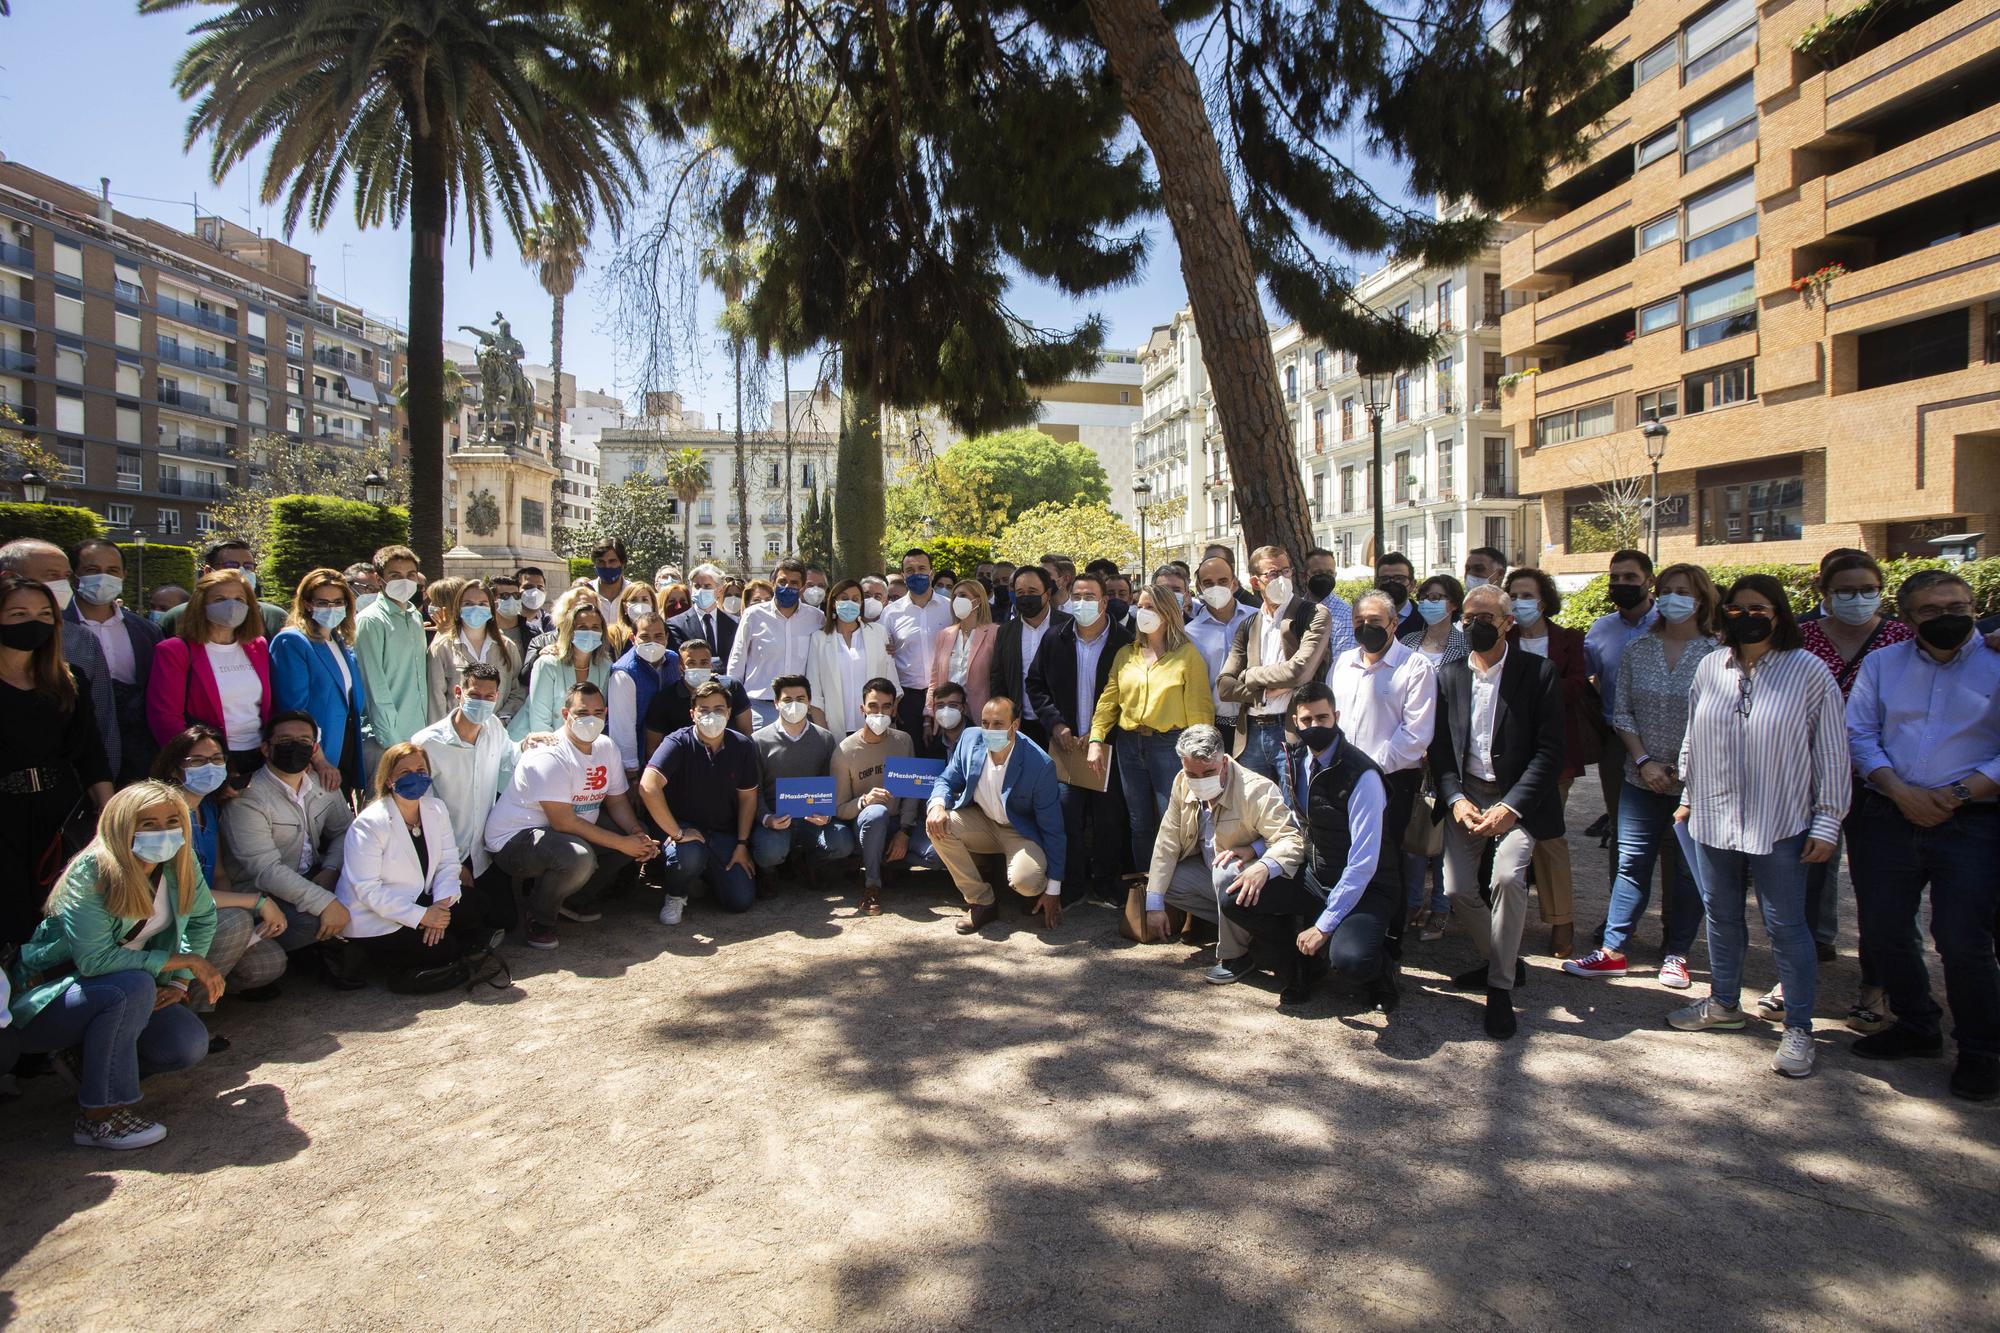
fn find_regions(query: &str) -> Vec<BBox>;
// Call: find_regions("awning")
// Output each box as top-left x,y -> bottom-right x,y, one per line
343,373 -> 382,405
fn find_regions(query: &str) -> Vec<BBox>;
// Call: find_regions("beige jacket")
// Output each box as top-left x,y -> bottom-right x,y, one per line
1217,597 -> 1332,755
1144,758 -> 1305,904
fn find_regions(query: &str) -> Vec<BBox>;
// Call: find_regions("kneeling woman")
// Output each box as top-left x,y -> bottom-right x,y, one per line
6,782 -> 225,1149
337,741 -> 504,986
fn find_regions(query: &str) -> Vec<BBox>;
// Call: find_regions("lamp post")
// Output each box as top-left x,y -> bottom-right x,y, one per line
20,469 -> 47,504
1133,476 -> 1153,577
364,469 -> 388,505
1360,368 -> 1392,566
132,529 -> 148,603
1641,418 -> 1669,564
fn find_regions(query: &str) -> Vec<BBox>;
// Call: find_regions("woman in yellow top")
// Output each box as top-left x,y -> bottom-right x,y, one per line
1088,580 -> 1215,868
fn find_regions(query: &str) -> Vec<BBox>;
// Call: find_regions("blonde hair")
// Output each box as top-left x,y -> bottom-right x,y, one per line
181,569 -> 262,645
426,576 -> 465,619
1138,581 -> 1191,655
371,739 -> 428,803
62,781 -> 198,921
744,578 -> 774,607
609,582 -> 658,655
950,576 -> 993,628
444,577 -> 492,635
546,591 -> 609,663
287,567 -> 356,644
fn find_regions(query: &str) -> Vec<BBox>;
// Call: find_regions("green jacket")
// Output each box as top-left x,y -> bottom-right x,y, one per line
354,597 -> 430,747
6,852 -> 217,1028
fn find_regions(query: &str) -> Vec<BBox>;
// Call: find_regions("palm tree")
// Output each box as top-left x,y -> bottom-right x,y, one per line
521,204 -> 586,517
148,0 -> 644,576
659,446 -> 709,572
394,360 -> 467,441
699,234 -> 759,569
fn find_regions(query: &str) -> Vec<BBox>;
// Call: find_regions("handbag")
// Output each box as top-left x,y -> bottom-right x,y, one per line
1402,786 -> 1444,858
32,794 -> 99,896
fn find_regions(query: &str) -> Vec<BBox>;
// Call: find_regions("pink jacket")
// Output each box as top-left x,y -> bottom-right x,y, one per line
927,622 -> 998,722
147,634 -> 274,748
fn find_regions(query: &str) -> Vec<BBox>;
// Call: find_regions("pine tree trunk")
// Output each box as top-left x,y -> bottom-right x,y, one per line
1084,0 -> 1312,562
733,339 -> 749,569
549,292 -> 565,526
405,121 -> 448,576
834,352 -> 884,579
782,357 -> 795,555
682,491 -> 695,568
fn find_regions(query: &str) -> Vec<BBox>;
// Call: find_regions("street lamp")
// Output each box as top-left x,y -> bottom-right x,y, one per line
1132,476 -> 1153,577
364,469 -> 388,505
1360,366 -> 1392,565
1641,418 -> 1669,563
132,529 -> 148,602
20,469 -> 47,504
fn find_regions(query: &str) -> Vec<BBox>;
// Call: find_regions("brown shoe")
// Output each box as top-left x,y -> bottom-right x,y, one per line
1549,923 -> 1574,959
861,887 -> 883,917
955,901 -> 1000,934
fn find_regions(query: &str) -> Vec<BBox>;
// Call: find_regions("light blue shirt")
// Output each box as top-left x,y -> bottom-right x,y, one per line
1316,592 -> 1358,676
1184,601 -> 1254,718
1585,605 -> 1659,723
1847,638 -> 2000,794
1292,743 -> 1386,936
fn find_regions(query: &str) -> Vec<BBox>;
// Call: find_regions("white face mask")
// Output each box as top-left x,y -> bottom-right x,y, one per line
863,713 -> 892,736
1068,600 -> 1101,628
1134,607 -> 1164,635
695,711 -> 729,738
521,587 -> 547,611
44,579 -> 74,612
683,667 -> 713,688
635,640 -> 668,664
722,596 -> 743,616
355,592 -> 380,614
1200,584 -> 1236,612
385,577 -> 419,605
1261,574 -> 1293,606
933,706 -> 961,732
802,586 -> 826,607
628,602 -> 654,619
952,596 -> 976,621
862,597 -> 885,621
567,715 -> 606,744
1187,771 -> 1224,801
778,699 -> 810,725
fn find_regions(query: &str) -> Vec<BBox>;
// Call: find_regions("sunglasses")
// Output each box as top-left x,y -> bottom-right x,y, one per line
1719,605 -> 1776,620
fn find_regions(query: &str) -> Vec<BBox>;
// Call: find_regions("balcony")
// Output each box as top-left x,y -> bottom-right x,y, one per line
0,293 -> 33,325
1823,106 -> 2000,236
165,435 -> 231,459
312,345 -> 366,372
117,471 -> 142,493
0,241 -> 31,272
158,476 -> 228,500
155,294 -> 237,335
157,385 -> 223,416
114,279 -> 146,306
0,346 -> 35,374
0,403 -> 36,428
1825,0 -> 2000,131
156,337 -> 235,373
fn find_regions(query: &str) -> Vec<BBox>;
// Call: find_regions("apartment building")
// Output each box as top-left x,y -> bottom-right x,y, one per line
0,158 -> 402,540
1501,0 -> 2000,575
1133,309 -> 1209,566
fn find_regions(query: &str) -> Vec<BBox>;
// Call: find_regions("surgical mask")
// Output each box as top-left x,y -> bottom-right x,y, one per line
1305,573 -> 1336,601
521,588 -> 547,611
1014,593 -> 1045,619
312,605 -> 348,632
835,600 -> 862,623
568,715 -> 607,744
269,739 -> 316,775
1186,772 -> 1223,801
459,605 -> 493,630
385,577 -> 420,605
230,567 -> 259,592
1134,607 -> 1164,635
77,573 -> 123,606
570,629 -> 604,654
952,596 -> 976,621
1355,623 -> 1390,654
775,586 -> 801,610
628,602 -> 654,620
864,713 -> 893,736
182,762 -> 228,796
1261,575 -> 1293,606
1655,592 -> 1697,624
1827,591 -> 1882,626
723,596 -> 743,616
933,707 -> 961,732
206,599 -> 250,629
1201,585 -> 1236,612
1607,582 -> 1647,611
355,592 -> 380,614
458,697 -> 497,725
693,587 -> 718,611
778,699 -> 810,725
1510,597 -> 1543,627
495,597 -> 523,618
131,828 -> 186,864
802,586 -> 826,607
1463,576 -> 1489,591
905,573 -> 931,597
684,667 -> 713,688
1416,598 -> 1450,625
595,566 -> 624,585
694,711 -> 728,738
1069,600 -> 1101,628
391,771 -> 434,799
1464,620 -> 1502,654
980,727 -> 1012,753
636,641 -> 669,664
43,579 -> 72,612
861,598 -> 883,621
1299,724 -> 1339,753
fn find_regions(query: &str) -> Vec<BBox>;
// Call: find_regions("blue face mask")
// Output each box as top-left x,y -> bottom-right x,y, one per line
595,566 -> 624,585
312,605 -> 347,632
76,573 -> 124,606
1510,597 -> 1543,627
571,629 -> 604,654
131,828 -> 186,864
834,600 -> 862,623
459,605 -> 493,630
774,586 -> 801,609
182,762 -> 228,796
1655,592 -> 1697,624
905,573 -> 931,597
459,696 -> 497,725
692,587 -> 718,611
391,771 -> 434,799
1417,598 -> 1451,625
981,727 -> 1012,753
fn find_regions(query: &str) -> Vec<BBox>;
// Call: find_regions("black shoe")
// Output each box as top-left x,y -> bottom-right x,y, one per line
1950,1054 -> 2000,1102
1584,813 -> 1610,840
207,1033 -> 233,1054
1484,987 -> 1517,1039
315,943 -> 368,991
1370,969 -> 1401,1014
1451,958 -> 1527,991
1851,1023 -> 1945,1061
235,983 -> 282,1003
955,902 -> 1000,935
1205,955 -> 1255,986
1815,941 -> 1836,963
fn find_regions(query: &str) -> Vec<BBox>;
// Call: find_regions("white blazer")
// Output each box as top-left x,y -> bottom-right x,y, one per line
804,622 -> 897,734
336,793 -> 463,939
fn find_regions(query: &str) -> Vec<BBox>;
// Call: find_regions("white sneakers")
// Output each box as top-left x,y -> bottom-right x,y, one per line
1669,997 -> 1748,1031
1772,1027 -> 1816,1078
658,896 -> 687,926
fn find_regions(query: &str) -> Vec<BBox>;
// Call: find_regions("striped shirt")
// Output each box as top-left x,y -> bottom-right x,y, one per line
1677,647 -> 1851,855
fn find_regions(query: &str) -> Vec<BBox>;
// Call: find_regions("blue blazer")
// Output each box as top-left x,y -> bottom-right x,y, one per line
928,728 -> 1067,881
269,627 -> 369,768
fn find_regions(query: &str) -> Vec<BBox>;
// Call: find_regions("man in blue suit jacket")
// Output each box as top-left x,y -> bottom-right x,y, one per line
925,694 -> 1067,935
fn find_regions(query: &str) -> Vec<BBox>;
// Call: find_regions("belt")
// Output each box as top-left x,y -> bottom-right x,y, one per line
1128,725 -> 1158,736
0,764 -> 67,795
1244,715 -> 1287,727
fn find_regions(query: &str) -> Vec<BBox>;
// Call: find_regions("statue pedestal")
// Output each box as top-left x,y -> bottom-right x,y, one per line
444,441 -> 563,581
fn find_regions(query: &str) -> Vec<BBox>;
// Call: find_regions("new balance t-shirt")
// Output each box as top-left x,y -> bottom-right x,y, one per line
483,734 -> 627,852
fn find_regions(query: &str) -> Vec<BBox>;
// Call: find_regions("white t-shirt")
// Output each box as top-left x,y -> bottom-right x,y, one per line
1518,635 -> 1550,658
836,633 -> 868,734
123,877 -> 172,951
206,641 -> 264,749
483,734 -> 627,852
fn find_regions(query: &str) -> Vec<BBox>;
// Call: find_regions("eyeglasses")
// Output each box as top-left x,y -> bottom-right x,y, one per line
1736,672 -> 1754,718
1719,605 -> 1776,621
1461,612 -> 1501,627
1911,602 -> 1975,620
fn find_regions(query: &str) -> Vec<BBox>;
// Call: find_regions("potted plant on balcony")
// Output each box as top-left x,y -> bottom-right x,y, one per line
1789,262 -> 1847,309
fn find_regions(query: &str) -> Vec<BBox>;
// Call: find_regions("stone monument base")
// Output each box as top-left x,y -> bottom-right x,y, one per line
443,442 -> 564,582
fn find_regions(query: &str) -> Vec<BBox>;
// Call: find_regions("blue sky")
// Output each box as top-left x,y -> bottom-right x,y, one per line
0,2 -> 1402,421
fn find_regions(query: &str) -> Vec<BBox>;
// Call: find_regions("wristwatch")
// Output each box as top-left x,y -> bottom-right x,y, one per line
1950,782 -> 1973,802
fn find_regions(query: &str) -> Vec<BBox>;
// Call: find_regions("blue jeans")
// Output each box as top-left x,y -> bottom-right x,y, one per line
1848,797 -> 2000,1056
661,828 -> 756,913
1692,832 -> 1816,1030
1804,828 -> 1843,950
1235,717 -> 1287,784
849,802 -> 916,886
1113,728 -> 1183,868
750,818 -> 857,870
1402,851 -> 1446,914
1602,782 -> 1703,957
14,970 -> 208,1109
747,698 -> 778,730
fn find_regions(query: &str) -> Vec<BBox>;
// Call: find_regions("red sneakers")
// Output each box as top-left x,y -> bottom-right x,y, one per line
1562,948 -> 1628,978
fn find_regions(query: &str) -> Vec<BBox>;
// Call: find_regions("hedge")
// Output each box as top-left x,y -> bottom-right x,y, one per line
119,542 -> 197,607
566,556 -> 596,584
1553,557 -> 2000,631
925,536 -> 993,578
0,501 -> 105,552
263,496 -> 409,599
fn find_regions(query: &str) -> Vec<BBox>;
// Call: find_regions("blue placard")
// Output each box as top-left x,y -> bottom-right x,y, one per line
776,777 -> 838,815
884,757 -> 946,799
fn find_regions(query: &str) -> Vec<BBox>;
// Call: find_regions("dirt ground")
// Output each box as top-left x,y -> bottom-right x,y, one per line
3,780 -> 1997,1331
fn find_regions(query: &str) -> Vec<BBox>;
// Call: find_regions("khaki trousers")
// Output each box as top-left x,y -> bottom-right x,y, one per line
932,806 -> 1048,906
1529,778 -> 1574,926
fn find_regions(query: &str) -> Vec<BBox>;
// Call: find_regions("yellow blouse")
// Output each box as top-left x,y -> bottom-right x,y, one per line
1089,641 -> 1216,741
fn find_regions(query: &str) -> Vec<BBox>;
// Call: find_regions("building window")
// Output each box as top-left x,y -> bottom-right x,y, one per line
117,451 -> 143,491
1537,399 -> 1614,447
1639,213 -> 1679,252
1393,450 -> 1412,502
106,503 -> 134,528
158,509 -> 182,536
1683,267 -> 1755,349
1394,302 -> 1410,325
1636,127 -> 1677,169
1684,360 -> 1755,413
56,389 -> 85,434
1340,465 -> 1356,512
1638,297 -> 1681,336
53,237 -> 83,281
1284,364 -> 1297,403
1699,458 -> 1802,545
1637,37 -> 1677,86
1684,173 -> 1756,259
1482,438 -> 1509,496
1638,387 -> 1680,421
765,537 -> 782,556
1857,308 -> 1969,390
1484,516 -> 1508,555
54,292 -> 84,336
1682,0 -> 1756,83
1394,374 -> 1410,420
1340,397 -> 1355,439
1311,469 -> 1325,516
1438,434 -> 1455,494
196,511 -> 216,535
1312,350 -> 1325,387
115,360 -> 142,397
1437,280 -> 1453,329
1683,79 -> 1755,170
56,345 -> 84,383
1437,516 -> 1455,564
117,405 -> 141,444
698,540 -> 714,557
1312,406 -> 1327,448
698,499 -> 713,524
54,441 -> 85,483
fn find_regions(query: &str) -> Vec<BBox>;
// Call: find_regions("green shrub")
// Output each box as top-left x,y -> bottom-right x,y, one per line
119,542 -> 197,607
567,556 -> 596,584
1553,556 -> 2000,631
1335,577 -> 1374,606
0,501 -> 105,552
263,496 -> 408,599
925,536 -> 994,578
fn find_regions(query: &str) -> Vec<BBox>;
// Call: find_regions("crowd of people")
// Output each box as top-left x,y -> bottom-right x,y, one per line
1,527 -> 1996,1151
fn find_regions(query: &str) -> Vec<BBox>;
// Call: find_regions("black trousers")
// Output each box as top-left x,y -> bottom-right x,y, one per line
894,687 -> 929,745
355,872 -> 508,974
1059,759 -> 1129,902
1224,868 -> 1399,988
1380,768 -> 1425,952
1019,717 -> 1049,750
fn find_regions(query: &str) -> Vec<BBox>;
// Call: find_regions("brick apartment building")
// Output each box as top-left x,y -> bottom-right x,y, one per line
1500,0 -> 1999,575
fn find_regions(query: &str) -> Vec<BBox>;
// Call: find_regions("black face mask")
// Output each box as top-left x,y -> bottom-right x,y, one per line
1014,593 -> 1045,619
1305,573 -> 1336,601
1299,724 -> 1339,753
0,619 -> 56,652
1379,581 -> 1407,607
1608,582 -> 1648,610
269,739 -> 316,775
1916,614 -> 1973,651
1106,598 -> 1130,623
1355,623 -> 1391,654
1724,615 -> 1774,646
1465,620 -> 1501,654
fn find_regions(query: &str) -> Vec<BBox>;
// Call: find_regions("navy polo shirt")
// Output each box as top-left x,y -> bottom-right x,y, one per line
646,726 -> 759,832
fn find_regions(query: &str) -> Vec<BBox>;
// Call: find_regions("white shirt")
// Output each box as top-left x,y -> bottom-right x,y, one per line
123,878 -> 172,951
1185,602 -> 1253,720
483,733 -> 628,852
79,608 -> 136,685
275,771 -> 317,872
1252,605 -> 1292,716
326,637 -> 353,698
882,594 -> 954,688
205,641 -> 264,750
1467,647 -> 1508,783
1016,616 -> 1052,719
458,631 -> 494,664
727,601 -> 825,700
1329,640 -> 1436,775
974,748 -> 1011,826
414,712 -> 519,874
836,633 -> 869,734
1517,634 -> 1549,658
